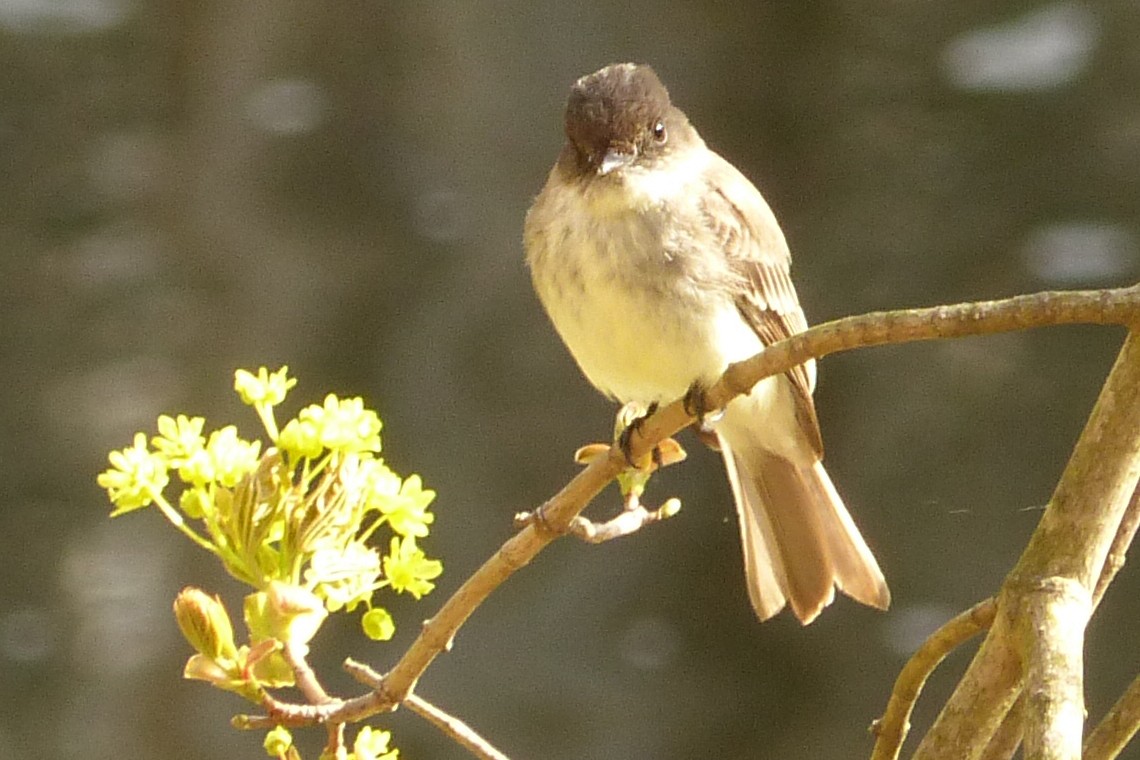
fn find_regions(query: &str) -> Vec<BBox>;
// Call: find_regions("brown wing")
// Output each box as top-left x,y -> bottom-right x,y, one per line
699,151 -> 824,457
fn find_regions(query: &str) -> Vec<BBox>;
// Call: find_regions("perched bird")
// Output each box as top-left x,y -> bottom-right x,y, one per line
524,63 -> 889,623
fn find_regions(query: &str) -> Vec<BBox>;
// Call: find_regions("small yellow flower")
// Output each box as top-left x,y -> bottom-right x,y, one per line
382,536 -> 442,600
299,394 -> 382,454
176,446 -> 216,487
379,474 -> 435,538
206,426 -> 261,488
235,366 -> 296,408
277,417 -> 322,459
306,544 -> 382,612
353,726 -> 398,760
98,433 -> 170,515
152,414 -> 206,464
366,461 -> 403,498
262,725 -> 293,757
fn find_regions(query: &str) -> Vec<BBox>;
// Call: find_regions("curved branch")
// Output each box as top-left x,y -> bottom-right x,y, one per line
870,598 -> 997,760
873,483 -> 1140,760
253,284 -> 1140,729
281,642 -> 344,755
932,482 -> 1140,760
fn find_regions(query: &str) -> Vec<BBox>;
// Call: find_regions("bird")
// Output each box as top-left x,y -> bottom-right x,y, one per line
524,63 -> 890,624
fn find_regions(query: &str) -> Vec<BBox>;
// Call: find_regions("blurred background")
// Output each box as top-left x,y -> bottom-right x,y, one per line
2,1 -> 1139,758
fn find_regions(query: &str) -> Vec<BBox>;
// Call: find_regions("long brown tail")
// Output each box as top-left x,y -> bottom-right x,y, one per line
719,438 -> 890,624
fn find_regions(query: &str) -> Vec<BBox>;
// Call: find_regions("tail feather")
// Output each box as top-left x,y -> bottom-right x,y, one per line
719,433 -> 889,624
810,461 -> 891,610
721,444 -> 787,621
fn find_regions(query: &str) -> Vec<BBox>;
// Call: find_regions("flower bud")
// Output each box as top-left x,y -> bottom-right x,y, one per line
173,587 -> 237,662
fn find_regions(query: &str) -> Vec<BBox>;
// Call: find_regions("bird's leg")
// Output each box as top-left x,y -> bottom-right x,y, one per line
545,406 -> 687,544
682,381 -> 710,418
684,381 -> 724,451
617,401 -> 660,468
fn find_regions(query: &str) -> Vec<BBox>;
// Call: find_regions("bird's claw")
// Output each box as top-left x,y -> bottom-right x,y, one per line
616,401 -> 659,469
684,381 -> 725,425
682,382 -> 709,419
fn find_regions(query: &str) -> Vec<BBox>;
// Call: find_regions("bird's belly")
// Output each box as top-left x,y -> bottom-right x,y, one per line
536,234 -> 763,405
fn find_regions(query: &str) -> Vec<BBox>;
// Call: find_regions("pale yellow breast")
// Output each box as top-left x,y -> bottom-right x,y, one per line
526,162 -> 763,404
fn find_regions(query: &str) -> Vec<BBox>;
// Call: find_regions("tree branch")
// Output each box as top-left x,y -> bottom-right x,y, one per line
404,695 -> 512,760
1092,484 -> 1140,607
1019,577 -> 1089,759
912,329 -> 1140,760
341,659 -> 511,760
280,642 -> 344,755
1014,333 -> 1140,760
873,483 -> 1140,760
911,609 -> 1024,760
246,285 -> 1139,732
950,482 -> 1140,760
1079,484 -> 1140,760
870,598 -> 997,760
282,642 -> 333,705
1084,672 -> 1140,760
978,695 -> 1025,760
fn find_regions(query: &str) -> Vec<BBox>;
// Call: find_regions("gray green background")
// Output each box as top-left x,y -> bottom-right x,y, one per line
2,2 -> 1138,758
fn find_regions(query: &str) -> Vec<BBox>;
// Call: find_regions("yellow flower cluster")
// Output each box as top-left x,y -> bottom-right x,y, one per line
96,367 -> 443,651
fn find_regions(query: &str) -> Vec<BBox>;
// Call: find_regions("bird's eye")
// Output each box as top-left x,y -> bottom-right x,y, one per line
652,120 -> 667,142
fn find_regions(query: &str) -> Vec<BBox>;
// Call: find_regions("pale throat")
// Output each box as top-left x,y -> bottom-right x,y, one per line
580,143 -> 709,214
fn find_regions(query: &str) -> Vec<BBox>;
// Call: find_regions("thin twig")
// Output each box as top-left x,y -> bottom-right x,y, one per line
340,661 -> 512,760
238,699 -> 335,730
563,498 -> 680,543
870,598 -> 997,760
242,285 -> 1140,730
282,641 -> 332,704
1092,484 -> 1140,607
343,658 -> 385,689
281,641 -> 344,755
1084,672 -> 1140,760
405,694 -> 512,760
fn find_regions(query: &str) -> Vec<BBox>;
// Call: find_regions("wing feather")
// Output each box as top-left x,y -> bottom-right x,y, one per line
699,153 -> 823,456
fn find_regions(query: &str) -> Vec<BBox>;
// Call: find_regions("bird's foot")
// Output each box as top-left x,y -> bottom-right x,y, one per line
684,381 -> 725,451
682,381 -> 711,419
568,406 -> 687,543
616,401 -> 660,469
